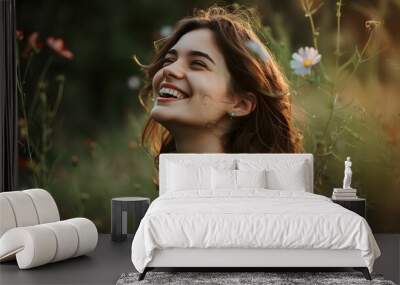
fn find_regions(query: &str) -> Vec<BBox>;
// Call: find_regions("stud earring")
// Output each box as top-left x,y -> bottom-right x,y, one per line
229,112 -> 235,118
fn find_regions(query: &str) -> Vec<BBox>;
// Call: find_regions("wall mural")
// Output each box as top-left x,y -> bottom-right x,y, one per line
15,0 -> 400,233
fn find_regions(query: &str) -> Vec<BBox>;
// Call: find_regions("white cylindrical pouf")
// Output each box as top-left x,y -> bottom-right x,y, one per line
0,195 -> 17,237
1,192 -> 39,227
23,189 -> 60,223
0,226 -> 57,269
65,218 -> 98,257
42,221 -> 79,262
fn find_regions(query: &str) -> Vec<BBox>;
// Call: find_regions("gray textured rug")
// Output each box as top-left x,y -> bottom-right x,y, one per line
116,271 -> 396,285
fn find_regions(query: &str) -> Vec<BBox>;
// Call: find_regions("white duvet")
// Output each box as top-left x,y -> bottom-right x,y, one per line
131,189 -> 381,273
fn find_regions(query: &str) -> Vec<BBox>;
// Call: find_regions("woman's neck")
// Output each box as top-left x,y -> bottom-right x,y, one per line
170,126 -> 226,153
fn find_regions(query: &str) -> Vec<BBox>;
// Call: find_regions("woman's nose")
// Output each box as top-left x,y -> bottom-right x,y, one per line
162,61 -> 185,79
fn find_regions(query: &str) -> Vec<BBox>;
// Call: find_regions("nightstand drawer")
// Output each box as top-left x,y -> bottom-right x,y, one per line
331,198 -> 366,218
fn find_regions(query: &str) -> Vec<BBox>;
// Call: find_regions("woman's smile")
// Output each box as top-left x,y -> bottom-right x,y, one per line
156,96 -> 189,103
157,82 -> 190,103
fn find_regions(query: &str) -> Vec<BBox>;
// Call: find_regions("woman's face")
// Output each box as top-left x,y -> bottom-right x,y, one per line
151,28 -> 234,130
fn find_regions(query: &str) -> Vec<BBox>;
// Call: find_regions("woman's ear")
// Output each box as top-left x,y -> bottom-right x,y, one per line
231,92 -> 257,117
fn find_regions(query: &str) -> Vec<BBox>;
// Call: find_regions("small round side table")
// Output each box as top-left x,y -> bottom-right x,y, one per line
111,197 -> 150,242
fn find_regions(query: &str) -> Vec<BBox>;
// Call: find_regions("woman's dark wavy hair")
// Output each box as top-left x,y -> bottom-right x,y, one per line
134,5 -> 304,187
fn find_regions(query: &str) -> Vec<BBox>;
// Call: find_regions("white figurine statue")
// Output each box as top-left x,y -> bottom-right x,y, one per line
342,156 -> 353,189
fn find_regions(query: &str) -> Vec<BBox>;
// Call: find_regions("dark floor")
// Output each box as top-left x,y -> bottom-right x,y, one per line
0,234 -> 399,285
0,234 -> 134,285
374,234 -> 400,284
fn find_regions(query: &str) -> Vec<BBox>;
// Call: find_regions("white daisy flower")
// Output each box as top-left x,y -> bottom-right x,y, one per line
160,25 -> 173,38
290,47 -> 321,76
127,76 -> 140,90
244,40 -> 269,62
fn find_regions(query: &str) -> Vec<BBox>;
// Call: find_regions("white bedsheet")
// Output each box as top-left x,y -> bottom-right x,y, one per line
131,189 -> 380,273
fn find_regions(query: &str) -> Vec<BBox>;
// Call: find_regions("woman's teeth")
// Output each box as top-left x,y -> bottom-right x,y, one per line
159,87 -> 187,100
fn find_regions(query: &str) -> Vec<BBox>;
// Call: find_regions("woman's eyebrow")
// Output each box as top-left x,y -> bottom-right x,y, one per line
166,49 -> 216,65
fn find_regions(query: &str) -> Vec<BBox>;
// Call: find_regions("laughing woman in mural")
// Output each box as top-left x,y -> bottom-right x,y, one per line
134,5 -> 304,185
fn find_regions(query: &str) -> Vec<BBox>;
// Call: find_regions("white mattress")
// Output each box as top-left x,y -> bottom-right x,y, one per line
131,189 -> 381,273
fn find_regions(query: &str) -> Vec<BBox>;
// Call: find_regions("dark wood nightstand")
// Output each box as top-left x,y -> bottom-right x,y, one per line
331,198 -> 366,218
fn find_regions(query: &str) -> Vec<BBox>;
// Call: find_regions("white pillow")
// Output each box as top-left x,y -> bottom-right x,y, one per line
237,169 -> 267,188
237,159 -> 308,191
166,159 -> 236,192
211,168 -> 236,190
167,162 -> 211,191
266,163 -> 307,191
211,168 -> 268,190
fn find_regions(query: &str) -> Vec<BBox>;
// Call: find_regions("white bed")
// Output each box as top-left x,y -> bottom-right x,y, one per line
131,153 -> 381,280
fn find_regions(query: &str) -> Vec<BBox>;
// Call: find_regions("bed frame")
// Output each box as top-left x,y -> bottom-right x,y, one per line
138,153 -> 372,281
139,248 -> 371,280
